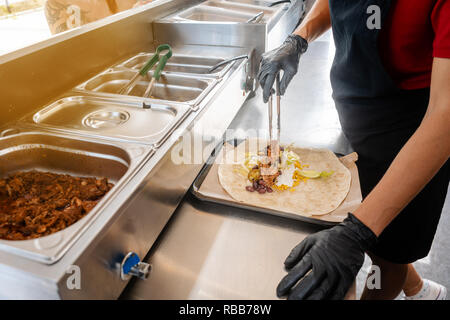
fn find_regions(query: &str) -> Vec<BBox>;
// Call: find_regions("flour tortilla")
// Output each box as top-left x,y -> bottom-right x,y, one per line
218,140 -> 352,217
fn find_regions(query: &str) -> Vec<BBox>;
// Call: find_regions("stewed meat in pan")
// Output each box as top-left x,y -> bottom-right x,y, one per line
0,171 -> 114,240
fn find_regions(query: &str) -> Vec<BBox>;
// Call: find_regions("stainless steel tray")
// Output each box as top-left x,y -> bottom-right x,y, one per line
224,0 -> 287,6
202,0 -> 277,18
0,130 -> 153,264
75,68 -> 217,109
174,6 -> 257,23
163,0 -> 287,29
23,95 -> 191,147
115,52 -> 234,79
191,141 -> 363,227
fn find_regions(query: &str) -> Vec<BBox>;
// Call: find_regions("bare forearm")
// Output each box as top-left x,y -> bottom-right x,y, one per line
294,0 -> 331,43
354,59 -> 450,236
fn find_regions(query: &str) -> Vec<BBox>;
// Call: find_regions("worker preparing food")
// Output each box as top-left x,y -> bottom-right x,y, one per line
258,0 -> 450,300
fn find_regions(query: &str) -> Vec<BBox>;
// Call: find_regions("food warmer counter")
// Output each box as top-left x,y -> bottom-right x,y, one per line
0,0 -> 305,299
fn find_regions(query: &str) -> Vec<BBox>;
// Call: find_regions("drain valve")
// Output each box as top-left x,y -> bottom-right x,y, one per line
120,252 -> 151,280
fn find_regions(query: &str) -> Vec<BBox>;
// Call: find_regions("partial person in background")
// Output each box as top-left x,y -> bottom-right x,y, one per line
44,0 -> 153,34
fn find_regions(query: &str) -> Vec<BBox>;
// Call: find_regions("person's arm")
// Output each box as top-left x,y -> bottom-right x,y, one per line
133,0 -> 153,8
354,57 -> 450,236
276,58 -> 450,300
294,0 -> 331,43
44,0 -> 72,34
44,0 -> 124,35
257,0 -> 331,102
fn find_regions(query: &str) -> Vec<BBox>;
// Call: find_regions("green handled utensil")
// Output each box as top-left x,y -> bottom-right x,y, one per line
143,44 -> 173,98
118,44 -> 173,96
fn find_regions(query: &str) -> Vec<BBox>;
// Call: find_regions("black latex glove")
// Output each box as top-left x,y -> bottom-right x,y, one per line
277,213 -> 377,300
257,34 -> 308,103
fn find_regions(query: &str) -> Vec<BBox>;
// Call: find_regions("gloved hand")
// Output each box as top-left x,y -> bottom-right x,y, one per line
257,34 -> 308,103
277,213 -> 377,300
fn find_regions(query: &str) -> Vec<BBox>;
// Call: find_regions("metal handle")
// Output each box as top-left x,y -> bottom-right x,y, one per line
247,11 -> 264,23
269,0 -> 291,7
139,44 -> 173,76
143,77 -> 156,98
153,55 -> 168,80
264,85 -> 279,176
153,44 -> 173,80
139,53 -> 159,76
275,73 -> 281,146
208,54 -> 248,73
275,72 -> 281,96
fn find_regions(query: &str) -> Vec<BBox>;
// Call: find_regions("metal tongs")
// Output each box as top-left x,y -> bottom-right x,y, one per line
247,11 -> 264,23
264,73 -> 281,175
118,44 -> 173,97
208,54 -> 248,73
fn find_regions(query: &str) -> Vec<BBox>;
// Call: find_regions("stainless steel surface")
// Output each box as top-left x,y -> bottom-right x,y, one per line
75,69 -> 216,107
123,31 -> 355,300
0,57 -> 250,299
154,0 -> 303,79
122,194 -> 324,299
0,0 -> 304,299
24,95 -> 191,147
153,22 -> 266,84
0,131 -> 151,264
163,0 -> 292,31
0,0 -> 205,127
122,194 -> 355,300
266,0 -> 305,50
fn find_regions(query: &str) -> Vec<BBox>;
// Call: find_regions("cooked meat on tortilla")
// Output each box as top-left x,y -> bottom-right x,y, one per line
218,139 -> 351,217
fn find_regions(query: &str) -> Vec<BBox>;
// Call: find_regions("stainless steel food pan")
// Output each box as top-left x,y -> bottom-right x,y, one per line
173,6 -> 257,23
116,52 -> 234,78
202,0 -> 277,18
224,0 -> 286,7
27,95 -> 190,147
0,131 -> 152,264
76,69 -> 216,107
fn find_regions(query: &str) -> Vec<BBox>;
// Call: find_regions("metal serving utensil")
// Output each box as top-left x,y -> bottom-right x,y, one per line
208,54 -> 248,74
118,44 -> 173,97
247,11 -> 265,23
262,73 -> 281,176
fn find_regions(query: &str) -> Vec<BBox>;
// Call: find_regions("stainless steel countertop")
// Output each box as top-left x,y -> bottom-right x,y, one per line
122,31 -> 356,300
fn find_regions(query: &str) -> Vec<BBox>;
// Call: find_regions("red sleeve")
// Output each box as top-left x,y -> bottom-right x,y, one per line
432,0 -> 450,58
